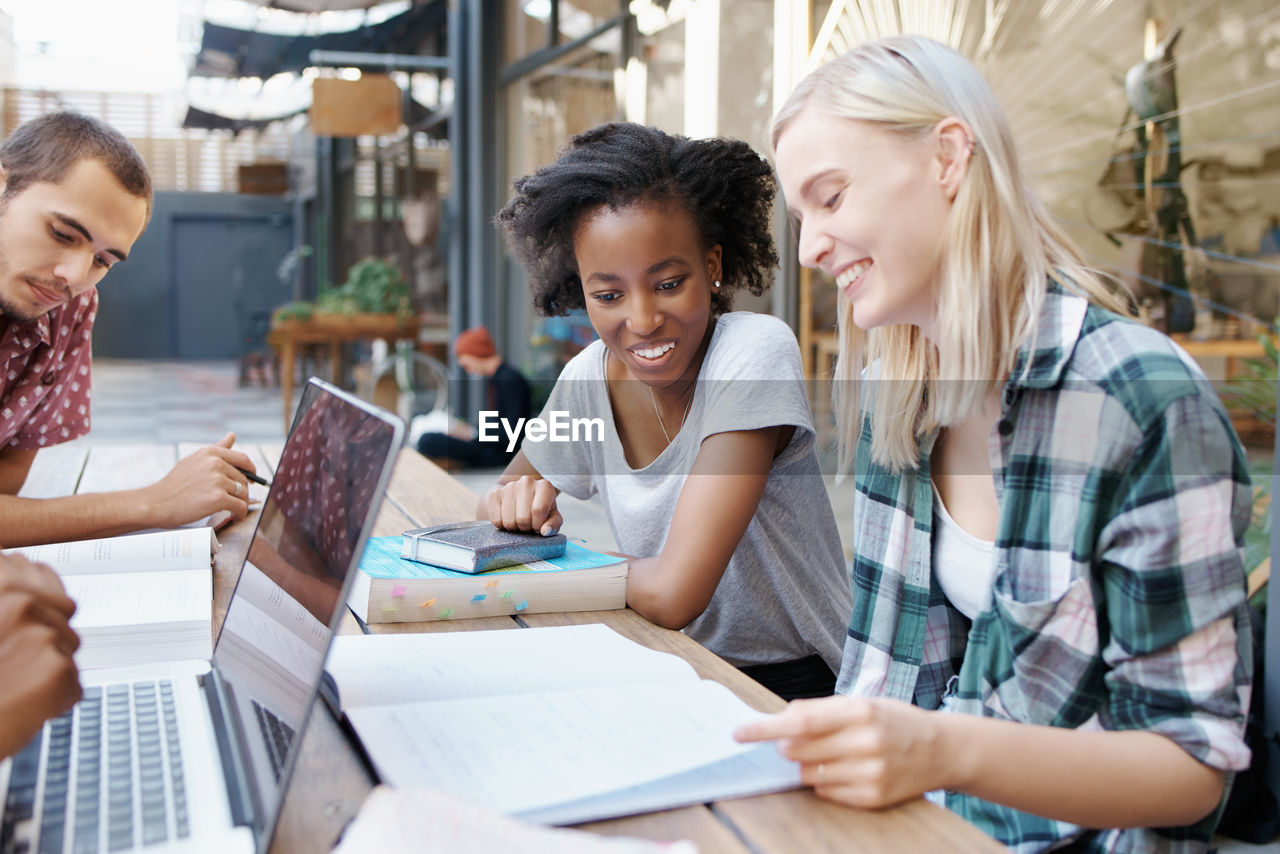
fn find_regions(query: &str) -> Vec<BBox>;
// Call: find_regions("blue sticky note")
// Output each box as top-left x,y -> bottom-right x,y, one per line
516,600 -> 529,611
472,593 -> 486,602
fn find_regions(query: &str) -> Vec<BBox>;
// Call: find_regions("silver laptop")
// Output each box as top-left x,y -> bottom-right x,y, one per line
0,378 -> 404,854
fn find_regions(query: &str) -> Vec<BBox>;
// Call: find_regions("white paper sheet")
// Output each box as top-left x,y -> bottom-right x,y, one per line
347,679 -> 793,818
325,624 -> 696,710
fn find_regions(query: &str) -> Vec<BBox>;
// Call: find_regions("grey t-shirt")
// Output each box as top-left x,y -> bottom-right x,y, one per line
524,312 -> 850,672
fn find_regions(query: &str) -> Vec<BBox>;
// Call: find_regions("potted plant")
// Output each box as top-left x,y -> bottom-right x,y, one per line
273,257 -> 413,325
1221,333 -> 1278,606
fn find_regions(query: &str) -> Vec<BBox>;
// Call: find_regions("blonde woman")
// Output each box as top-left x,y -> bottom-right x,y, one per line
736,35 -> 1252,852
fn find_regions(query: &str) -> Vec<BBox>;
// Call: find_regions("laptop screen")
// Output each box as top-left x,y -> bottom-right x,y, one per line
211,379 -> 402,846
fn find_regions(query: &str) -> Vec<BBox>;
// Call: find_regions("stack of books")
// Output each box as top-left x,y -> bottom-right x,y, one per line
347,523 -> 628,624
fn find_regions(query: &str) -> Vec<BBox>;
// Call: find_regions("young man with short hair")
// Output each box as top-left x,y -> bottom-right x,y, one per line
0,112 -> 258,547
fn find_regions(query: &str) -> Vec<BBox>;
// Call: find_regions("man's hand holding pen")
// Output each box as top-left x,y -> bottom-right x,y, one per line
130,432 -> 261,528
236,466 -> 270,488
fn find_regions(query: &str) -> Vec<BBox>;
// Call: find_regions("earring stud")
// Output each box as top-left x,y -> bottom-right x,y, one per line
713,280 -> 721,289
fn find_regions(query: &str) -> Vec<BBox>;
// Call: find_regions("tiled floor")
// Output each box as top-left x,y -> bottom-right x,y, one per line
91,359 -> 289,445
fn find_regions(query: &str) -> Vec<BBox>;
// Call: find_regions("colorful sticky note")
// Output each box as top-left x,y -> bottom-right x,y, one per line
381,605 -> 397,613
472,593 -> 486,602
439,608 -> 454,619
501,591 -> 513,599
516,600 -> 529,611
390,584 -> 407,598
484,579 -> 500,588
420,598 -> 436,608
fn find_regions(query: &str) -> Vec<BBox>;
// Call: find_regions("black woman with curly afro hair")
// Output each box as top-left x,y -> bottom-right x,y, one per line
482,122 -> 851,701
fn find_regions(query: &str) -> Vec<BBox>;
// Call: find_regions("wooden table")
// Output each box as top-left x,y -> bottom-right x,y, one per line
1169,334 -> 1274,379
27,441 -> 1002,854
268,313 -> 447,433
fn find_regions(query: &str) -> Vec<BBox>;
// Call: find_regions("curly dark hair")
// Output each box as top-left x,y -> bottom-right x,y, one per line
496,122 -> 779,317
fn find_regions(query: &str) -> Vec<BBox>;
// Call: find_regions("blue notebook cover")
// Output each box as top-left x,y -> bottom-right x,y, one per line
359,537 -> 622,579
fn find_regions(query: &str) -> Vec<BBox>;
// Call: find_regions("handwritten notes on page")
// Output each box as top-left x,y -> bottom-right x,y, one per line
324,623 -> 696,710
326,624 -> 800,825
349,680 -> 792,821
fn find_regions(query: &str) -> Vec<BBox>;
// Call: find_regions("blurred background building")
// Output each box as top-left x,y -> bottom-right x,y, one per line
2,0 -> 1280,833
0,0 -> 1273,389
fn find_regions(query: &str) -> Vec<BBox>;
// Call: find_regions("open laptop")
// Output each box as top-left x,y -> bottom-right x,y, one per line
0,377 -> 404,854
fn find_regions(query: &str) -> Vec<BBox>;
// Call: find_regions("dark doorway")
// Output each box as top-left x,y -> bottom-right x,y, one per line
169,214 -> 293,360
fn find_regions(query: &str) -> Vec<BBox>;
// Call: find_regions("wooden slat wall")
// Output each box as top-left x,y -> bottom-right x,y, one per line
0,88 -> 294,193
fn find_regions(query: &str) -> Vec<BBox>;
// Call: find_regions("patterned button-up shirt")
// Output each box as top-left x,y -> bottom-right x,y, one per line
0,291 -> 96,450
835,285 -> 1253,852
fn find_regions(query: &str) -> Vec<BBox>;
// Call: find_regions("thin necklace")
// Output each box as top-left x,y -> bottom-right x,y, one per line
649,384 -> 693,445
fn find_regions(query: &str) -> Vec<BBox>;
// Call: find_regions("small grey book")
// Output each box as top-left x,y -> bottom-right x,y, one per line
401,521 -> 568,574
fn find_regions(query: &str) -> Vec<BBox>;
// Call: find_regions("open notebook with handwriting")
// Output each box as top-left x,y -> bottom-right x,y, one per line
321,623 -> 800,825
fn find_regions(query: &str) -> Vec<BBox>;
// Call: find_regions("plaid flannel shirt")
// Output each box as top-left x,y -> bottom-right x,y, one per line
835,285 -> 1253,852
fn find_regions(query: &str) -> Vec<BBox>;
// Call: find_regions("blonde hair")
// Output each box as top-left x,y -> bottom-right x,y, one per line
772,36 -> 1129,473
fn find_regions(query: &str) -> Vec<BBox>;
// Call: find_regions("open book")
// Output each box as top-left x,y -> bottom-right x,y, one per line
9,528 -> 217,670
322,624 -> 800,825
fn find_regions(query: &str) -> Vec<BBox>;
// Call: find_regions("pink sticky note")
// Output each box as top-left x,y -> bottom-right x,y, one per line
391,585 -> 407,597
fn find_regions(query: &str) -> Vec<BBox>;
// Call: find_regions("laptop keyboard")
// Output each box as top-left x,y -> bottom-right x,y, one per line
1,680 -> 190,854
250,701 -> 295,783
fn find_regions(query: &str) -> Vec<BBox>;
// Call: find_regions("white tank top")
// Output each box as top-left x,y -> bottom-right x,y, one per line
931,480 -> 996,621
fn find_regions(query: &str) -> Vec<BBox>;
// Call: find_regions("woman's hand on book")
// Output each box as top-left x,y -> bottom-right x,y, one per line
484,476 -> 563,537
736,688 -> 1228,828
0,554 -> 82,759
733,695 -> 950,810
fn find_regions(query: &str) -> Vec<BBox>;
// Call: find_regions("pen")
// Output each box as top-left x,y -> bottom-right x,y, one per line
235,466 -> 271,488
